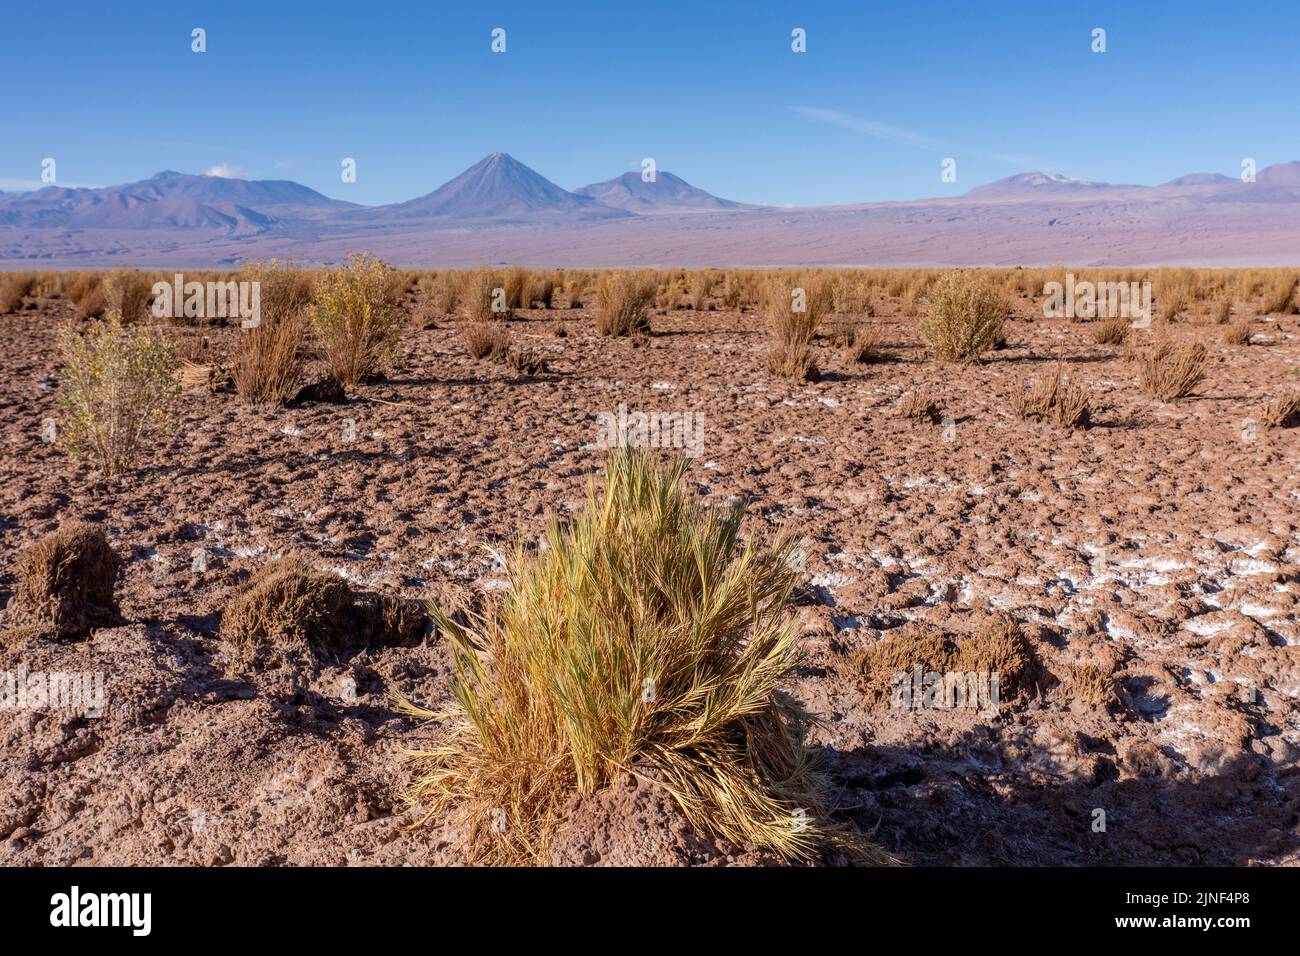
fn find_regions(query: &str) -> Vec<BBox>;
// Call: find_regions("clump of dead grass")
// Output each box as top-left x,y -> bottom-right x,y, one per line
232,311 -> 306,406
12,523 -> 122,639
1222,320 -> 1253,346
1130,337 -> 1209,401
398,448 -> 889,865
219,555 -> 357,672
0,272 -> 36,314
762,273 -> 830,380
1011,362 -> 1091,430
460,321 -> 510,360
594,271 -> 655,336
1093,314 -> 1130,346
898,387 -> 941,423
1262,392 -> 1300,430
855,616 -> 1038,701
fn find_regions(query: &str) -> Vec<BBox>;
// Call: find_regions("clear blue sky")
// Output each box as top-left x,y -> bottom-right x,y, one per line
5,0 -> 1298,206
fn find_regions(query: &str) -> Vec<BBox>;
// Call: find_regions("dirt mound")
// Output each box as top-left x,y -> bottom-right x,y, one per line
10,522 -> 121,639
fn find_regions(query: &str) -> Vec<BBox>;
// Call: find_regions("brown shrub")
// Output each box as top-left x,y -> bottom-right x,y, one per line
761,273 -> 830,380
1262,392 -> 1300,430
1222,320 -> 1253,345
504,347 -> 548,375
0,272 -> 36,313
1067,664 -> 1119,711
106,271 -> 154,323
1011,363 -> 1091,430
1131,338 -> 1209,401
219,556 -> 357,671
831,317 -> 880,364
594,271 -> 656,336
460,320 -> 510,360
1261,273 -> 1297,314
13,523 -> 122,638
459,267 -> 510,323
312,254 -> 405,389
1093,314 -> 1130,345
233,311 -> 306,406
898,387 -> 941,423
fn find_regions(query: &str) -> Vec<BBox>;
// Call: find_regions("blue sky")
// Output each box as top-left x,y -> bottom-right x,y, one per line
5,0 -> 1298,206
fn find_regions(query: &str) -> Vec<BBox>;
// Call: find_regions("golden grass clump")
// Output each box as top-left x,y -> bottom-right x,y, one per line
0,272 -> 36,313
1131,338 -> 1209,401
1011,363 -> 1091,430
594,270 -> 656,336
918,270 -> 1006,363
898,386 -> 941,423
400,448 -> 888,865
13,523 -> 122,639
1262,392 -> 1300,430
312,254 -> 405,389
1066,664 -> 1119,711
1261,273 -> 1297,315
460,320 -> 510,360
232,311 -> 306,406
459,267 -> 510,323
1222,320 -> 1253,346
56,312 -> 180,476
762,273 -> 830,380
242,260 -> 315,323
834,318 -> 880,364
856,616 -> 1037,701
105,270 -> 154,323
219,555 -> 357,671
1093,314 -> 1130,346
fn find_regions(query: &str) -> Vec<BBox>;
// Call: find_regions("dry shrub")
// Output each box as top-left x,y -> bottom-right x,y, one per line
1094,314 -> 1130,346
459,267 -> 510,323
1223,320 -> 1253,346
1261,273 -> 1297,315
503,266 -> 530,310
219,555 -> 356,671
0,272 -> 36,313
687,271 -> 713,310
503,347 -> 548,375
233,311 -> 306,406
1131,338 -> 1208,401
105,271 -> 154,323
898,387 -> 941,423
762,273 -> 830,380
73,282 -> 108,320
434,271 -> 461,313
399,449 -> 889,865
56,313 -> 180,476
12,523 -> 122,638
1209,297 -> 1232,325
1011,363 -> 1090,430
594,271 -> 656,336
460,321 -> 510,360
856,616 -> 1037,701
312,254 -> 405,389
1262,392 -> 1300,430
243,261 -> 315,322
833,318 -> 880,364
1067,664 -> 1119,711
918,270 -> 1006,363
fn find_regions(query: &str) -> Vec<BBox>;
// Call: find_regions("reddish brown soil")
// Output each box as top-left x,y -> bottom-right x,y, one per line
2,291 -> 1298,866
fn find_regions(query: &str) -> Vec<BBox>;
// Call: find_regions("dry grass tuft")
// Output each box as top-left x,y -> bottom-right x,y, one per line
1066,664 -> 1119,711
1262,392 -> 1300,430
219,556 -> 357,671
898,387 -> 941,423
594,271 -> 656,336
13,523 -> 122,639
832,318 -> 881,364
1093,314 -> 1130,346
233,312 -> 306,406
399,448 -> 889,865
1222,320 -> 1253,346
0,272 -> 36,314
918,270 -> 1006,363
762,273 -> 830,380
1131,338 -> 1209,401
1261,273 -> 1297,315
855,616 -> 1037,701
1011,363 -> 1091,430
460,321 -> 510,360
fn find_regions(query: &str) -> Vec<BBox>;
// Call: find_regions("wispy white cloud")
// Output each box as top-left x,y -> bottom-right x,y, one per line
792,106 -> 1043,169
204,163 -> 249,178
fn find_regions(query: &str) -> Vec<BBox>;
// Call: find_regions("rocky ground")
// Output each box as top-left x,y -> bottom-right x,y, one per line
1,288 -> 1298,865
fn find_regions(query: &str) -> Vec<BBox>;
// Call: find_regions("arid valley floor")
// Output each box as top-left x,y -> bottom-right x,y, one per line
2,277 -> 1299,866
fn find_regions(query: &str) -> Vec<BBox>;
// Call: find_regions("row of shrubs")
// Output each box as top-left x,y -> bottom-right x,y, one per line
23,260 -> 1300,476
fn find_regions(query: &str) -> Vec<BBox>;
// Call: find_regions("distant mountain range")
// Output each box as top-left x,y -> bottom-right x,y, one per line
3,154 -> 1300,267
